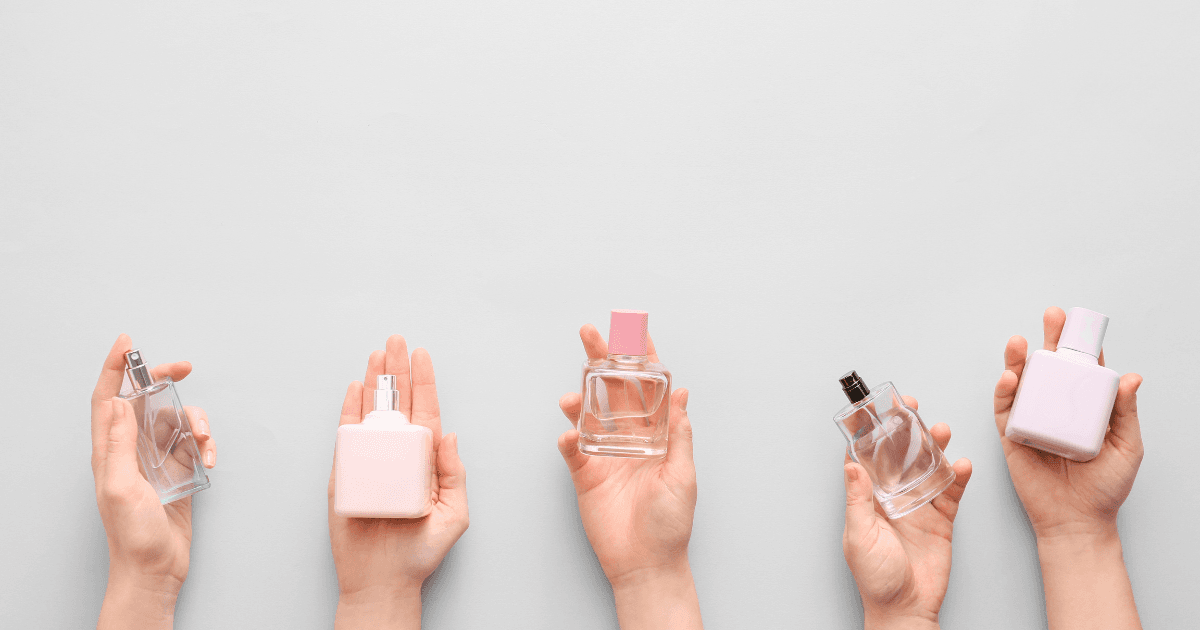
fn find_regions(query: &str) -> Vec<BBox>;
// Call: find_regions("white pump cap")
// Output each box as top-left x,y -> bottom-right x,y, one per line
1058,307 -> 1109,358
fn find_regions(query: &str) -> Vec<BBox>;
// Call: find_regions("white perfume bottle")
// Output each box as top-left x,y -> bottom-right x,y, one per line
1005,307 -> 1120,461
334,375 -> 434,518
116,349 -> 210,504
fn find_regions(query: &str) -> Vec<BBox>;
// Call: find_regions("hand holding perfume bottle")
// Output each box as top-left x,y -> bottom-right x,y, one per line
994,307 -> 1144,629
329,335 -> 469,629
557,317 -> 702,630
840,390 -> 972,630
90,335 -> 217,630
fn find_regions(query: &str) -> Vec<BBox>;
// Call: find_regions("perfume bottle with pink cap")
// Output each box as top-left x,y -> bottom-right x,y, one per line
578,310 -> 672,458
1005,307 -> 1121,462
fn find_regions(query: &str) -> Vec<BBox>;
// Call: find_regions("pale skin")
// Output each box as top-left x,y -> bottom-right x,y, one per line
841,396 -> 973,630
91,334 -> 218,630
557,324 -> 703,630
330,335 -> 469,630
995,307 -> 1143,630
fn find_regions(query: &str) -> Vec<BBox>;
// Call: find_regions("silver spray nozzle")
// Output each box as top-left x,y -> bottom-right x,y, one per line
374,374 -> 401,412
124,349 -> 155,390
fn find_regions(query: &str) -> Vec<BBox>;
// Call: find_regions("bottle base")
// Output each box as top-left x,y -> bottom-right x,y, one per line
876,461 -> 956,519
159,479 -> 210,505
578,438 -> 667,459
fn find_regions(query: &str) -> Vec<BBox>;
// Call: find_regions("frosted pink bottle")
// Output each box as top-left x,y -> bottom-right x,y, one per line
334,375 -> 433,518
1005,308 -> 1121,462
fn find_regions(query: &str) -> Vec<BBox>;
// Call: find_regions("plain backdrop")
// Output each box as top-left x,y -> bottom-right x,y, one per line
2,1 -> 1198,628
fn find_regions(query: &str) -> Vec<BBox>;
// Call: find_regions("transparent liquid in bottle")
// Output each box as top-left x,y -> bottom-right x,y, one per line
578,355 -> 671,458
118,377 -> 210,504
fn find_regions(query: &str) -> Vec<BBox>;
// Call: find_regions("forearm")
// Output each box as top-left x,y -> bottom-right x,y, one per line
1036,524 -> 1141,630
335,586 -> 422,630
97,571 -> 180,630
612,560 -> 703,630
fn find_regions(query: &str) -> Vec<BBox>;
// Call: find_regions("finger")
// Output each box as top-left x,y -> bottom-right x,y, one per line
666,388 -> 693,471
559,393 -> 581,425
340,381 -> 364,426
150,361 -> 193,383
930,422 -> 951,452
186,407 -> 216,468
1098,348 -> 1106,368
1043,307 -> 1066,351
646,333 -> 661,364
436,433 -> 468,519
410,348 -> 442,441
1004,335 -> 1028,379
384,335 -> 413,417
843,463 -> 878,547
105,398 -> 142,481
92,335 -> 133,448
902,395 -> 919,410
994,370 -> 1020,433
931,458 -> 973,522
1108,373 -> 1144,453
361,349 -> 386,417
557,429 -> 589,474
580,324 -> 608,360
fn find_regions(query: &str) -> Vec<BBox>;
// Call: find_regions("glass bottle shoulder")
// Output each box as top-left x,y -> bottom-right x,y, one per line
833,381 -> 903,422
117,376 -> 175,401
582,355 -> 670,381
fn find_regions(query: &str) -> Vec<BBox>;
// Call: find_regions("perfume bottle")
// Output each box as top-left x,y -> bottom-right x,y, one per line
578,310 -> 672,458
833,371 -> 955,519
1005,308 -> 1120,461
334,375 -> 434,518
116,349 -> 210,504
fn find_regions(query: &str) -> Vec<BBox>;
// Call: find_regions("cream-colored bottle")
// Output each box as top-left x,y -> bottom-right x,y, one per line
334,375 -> 433,518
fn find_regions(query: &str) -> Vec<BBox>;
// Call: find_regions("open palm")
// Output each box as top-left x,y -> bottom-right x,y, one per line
842,397 -> 972,625
994,307 -> 1144,536
328,335 -> 469,596
557,324 -> 696,586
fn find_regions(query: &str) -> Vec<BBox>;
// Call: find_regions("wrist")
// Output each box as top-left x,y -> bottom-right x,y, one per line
864,610 -> 939,630
611,559 -> 702,630
335,585 -> 423,630
98,570 -> 181,630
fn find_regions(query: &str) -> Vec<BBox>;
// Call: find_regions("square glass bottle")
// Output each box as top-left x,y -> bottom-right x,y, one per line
334,375 -> 434,518
116,349 -> 210,504
578,310 -> 671,458
834,371 -> 955,519
1005,307 -> 1120,461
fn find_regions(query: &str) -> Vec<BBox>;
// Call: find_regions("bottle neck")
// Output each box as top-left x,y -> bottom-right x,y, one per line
1056,347 -> 1099,365
607,353 -> 648,363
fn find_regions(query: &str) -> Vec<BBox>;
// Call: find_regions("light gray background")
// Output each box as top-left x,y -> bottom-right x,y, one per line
1,1 -> 1197,628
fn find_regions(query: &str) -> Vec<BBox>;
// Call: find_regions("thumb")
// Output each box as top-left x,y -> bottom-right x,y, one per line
665,388 -> 693,471
843,463 -> 878,547
436,433 -> 468,514
104,398 -> 142,483
1109,373 -> 1144,454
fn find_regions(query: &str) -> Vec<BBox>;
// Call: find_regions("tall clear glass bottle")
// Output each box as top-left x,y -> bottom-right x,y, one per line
578,310 -> 671,458
833,371 -> 954,519
116,349 -> 210,504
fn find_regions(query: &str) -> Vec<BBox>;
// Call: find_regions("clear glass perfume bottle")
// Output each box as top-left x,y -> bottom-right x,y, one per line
116,349 -> 210,504
833,371 -> 954,519
334,375 -> 434,518
578,310 -> 671,458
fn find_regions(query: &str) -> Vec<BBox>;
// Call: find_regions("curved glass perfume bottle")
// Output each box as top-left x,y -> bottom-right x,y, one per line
834,371 -> 954,519
578,310 -> 671,458
116,349 -> 210,504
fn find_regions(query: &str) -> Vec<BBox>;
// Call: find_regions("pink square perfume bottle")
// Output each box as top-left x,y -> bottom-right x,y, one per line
578,310 -> 672,458
1005,308 -> 1120,462
334,375 -> 434,518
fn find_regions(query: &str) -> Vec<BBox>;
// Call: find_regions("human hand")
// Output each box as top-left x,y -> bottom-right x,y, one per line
994,307 -> 1144,541
91,334 -> 217,630
329,335 -> 469,630
557,324 -> 701,630
842,395 -> 972,630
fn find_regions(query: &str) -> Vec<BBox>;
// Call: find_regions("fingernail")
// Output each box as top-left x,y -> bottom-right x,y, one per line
204,451 -> 215,468
449,433 -> 459,453
845,466 -> 857,483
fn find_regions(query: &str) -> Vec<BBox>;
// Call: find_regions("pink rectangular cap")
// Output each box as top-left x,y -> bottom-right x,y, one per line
609,310 -> 649,355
